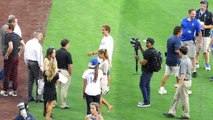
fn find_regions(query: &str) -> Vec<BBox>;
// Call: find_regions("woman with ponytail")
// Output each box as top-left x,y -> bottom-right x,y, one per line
82,58 -> 103,115
98,49 -> 110,93
98,49 -> 112,112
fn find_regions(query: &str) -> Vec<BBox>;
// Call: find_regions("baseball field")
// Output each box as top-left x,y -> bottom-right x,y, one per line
1,0 -> 213,120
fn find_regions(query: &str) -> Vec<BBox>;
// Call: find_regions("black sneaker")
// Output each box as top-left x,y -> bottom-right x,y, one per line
36,99 -> 44,103
28,98 -> 35,102
163,113 -> 175,118
137,103 -> 150,108
176,115 -> 189,119
192,72 -> 197,78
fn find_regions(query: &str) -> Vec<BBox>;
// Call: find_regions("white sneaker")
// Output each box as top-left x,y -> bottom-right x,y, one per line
174,84 -> 179,88
196,63 -> 200,69
205,64 -> 211,71
138,101 -> 144,105
9,90 -> 17,96
0,90 -> 8,96
188,90 -> 192,95
158,88 -> 167,94
102,87 -> 110,95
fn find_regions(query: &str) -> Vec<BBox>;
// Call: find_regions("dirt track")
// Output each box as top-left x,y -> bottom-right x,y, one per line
0,0 -> 52,119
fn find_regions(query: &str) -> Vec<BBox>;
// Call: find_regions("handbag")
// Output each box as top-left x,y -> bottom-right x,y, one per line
59,73 -> 68,84
37,79 -> 44,95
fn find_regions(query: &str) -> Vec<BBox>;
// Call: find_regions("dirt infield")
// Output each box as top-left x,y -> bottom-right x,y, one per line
0,0 -> 52,119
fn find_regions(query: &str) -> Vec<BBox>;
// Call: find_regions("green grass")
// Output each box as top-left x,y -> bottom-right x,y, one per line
30,0 -> 213,119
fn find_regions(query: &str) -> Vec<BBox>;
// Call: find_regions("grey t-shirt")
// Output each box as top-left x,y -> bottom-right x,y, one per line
1,24 -> 8,51
179,56 -> 192,80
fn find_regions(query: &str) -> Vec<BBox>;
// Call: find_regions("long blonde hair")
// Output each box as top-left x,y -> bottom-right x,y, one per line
45,59 -> 57,82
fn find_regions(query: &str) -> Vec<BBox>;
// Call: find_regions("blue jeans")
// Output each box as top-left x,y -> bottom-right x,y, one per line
139,71 -> 153,104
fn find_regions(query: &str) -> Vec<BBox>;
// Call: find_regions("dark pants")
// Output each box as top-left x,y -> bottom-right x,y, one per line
85,93 -> 101,115
3,55 -> 19,91
139,71 -> 153,105
27,60 -> 42,100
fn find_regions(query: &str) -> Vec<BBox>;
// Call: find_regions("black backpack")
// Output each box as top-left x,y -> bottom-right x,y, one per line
151,49 -> 163,72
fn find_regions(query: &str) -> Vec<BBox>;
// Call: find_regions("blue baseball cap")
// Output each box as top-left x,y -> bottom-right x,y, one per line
88,58 -> 98,68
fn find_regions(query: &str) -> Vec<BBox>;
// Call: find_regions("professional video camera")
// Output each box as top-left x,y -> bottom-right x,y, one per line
130,38 -> 141,51
130,38 -> 141,74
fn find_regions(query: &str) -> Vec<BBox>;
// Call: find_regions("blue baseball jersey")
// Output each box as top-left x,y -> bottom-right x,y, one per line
166,35 -> 181,66
180,18 -> 201,41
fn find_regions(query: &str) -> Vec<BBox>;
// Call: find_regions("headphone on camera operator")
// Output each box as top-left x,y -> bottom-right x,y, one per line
14,102 -> 36,120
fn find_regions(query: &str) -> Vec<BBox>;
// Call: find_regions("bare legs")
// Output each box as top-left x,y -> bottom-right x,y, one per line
100,97 -> 112,112
46,101 -> 54,120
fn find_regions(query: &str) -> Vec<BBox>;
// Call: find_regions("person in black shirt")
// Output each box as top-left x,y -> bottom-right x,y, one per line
43,59 -> 59,120
56,38 -> 73,109
195,0 -> 213,71
0,23 -> 25,97
135,38 -> 156,108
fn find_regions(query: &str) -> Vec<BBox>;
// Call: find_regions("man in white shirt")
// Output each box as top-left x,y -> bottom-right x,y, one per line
88,25 -> 114,87
24,31 -> 44,102
8,15 -> 22,38
98,25 -> 114,65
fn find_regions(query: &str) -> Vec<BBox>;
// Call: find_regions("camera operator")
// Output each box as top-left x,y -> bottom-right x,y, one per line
14,102 -> 36,120
135,38 -> 156,108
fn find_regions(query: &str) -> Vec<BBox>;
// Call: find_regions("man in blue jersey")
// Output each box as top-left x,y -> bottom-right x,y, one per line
180,9 -> 202,78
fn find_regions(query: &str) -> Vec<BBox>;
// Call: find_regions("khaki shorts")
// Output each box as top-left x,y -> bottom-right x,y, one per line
165,65 -> 179,76
195,37 -> 211,53
181,40 -> 196,58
